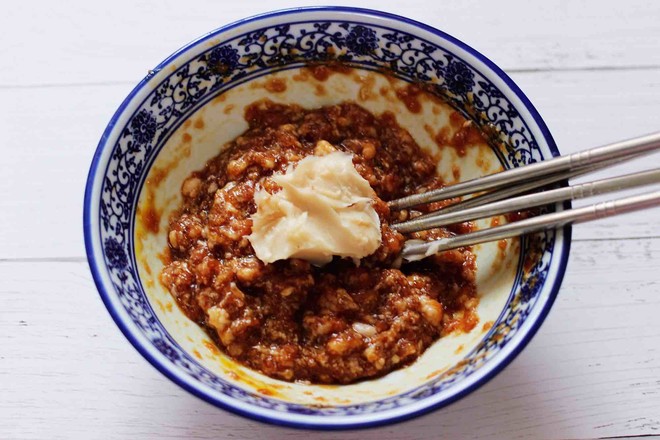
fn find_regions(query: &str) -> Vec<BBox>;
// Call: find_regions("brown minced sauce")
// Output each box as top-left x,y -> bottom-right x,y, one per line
161,100 -> 480,384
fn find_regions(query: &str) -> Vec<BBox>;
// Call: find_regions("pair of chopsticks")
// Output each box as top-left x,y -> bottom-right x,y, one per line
389,132 -> 660,262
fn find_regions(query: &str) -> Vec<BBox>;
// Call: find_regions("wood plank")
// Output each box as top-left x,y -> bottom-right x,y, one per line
2,68 -> 659,259
0,83 -> 134,260
2,238 -> 660,439
2,0 -> 660,87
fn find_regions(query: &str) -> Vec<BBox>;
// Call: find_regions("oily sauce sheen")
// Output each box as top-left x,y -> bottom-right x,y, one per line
161,100 -> 479,384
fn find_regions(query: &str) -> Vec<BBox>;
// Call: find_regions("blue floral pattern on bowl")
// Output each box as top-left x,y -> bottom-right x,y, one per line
84,7 -> 569,429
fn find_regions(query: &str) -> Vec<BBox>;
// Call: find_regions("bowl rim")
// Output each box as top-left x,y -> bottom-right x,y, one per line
83,5 -> 571,430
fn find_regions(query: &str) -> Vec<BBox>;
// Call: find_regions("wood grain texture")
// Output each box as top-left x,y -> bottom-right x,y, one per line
3,0 -> 660,87
3,0 -> 660,438
2,239 -> 659,440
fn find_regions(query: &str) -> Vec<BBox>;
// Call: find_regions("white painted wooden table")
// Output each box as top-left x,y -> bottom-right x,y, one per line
2,1 -> 660,439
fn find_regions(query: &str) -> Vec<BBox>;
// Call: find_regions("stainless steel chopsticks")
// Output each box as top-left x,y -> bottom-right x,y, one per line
393,168 -> 660,233
388,132 -> 660,210
415,157 -> 631,218
390,131 -> 660,262
401,190 -> 660,262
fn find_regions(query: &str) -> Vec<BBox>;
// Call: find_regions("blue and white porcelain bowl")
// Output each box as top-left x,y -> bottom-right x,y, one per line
84,7 -> 570,429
